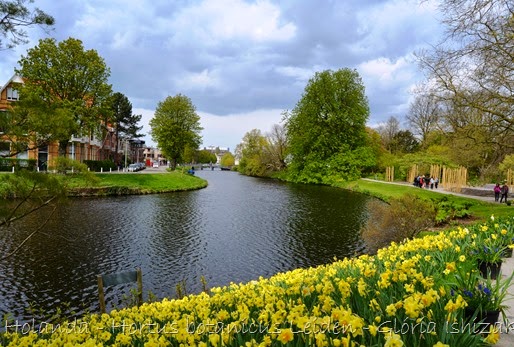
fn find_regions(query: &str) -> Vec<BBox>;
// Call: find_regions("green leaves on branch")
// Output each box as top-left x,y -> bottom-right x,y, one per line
150,94 -> 203,169
13,38 -> 112,150
285,68 -> 374,183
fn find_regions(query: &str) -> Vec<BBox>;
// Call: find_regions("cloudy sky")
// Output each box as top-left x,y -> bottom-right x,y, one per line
0,0 -> 443,151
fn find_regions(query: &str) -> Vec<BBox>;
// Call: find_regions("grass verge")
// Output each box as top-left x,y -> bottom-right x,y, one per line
65,171 -> 207,196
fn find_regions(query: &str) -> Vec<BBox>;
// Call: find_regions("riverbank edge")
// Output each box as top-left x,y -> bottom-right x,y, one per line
65,173 -> 208,197
67,183 -> 208,197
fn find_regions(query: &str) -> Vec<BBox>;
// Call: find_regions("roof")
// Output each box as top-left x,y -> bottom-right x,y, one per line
0,74 -> 24,94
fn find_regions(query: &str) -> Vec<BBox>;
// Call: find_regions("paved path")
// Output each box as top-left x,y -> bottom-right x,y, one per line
495,256 -> 514,346
361,178 -> 499,203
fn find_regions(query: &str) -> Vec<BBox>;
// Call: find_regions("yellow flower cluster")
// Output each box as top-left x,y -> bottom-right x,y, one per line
3,219 -> 510,346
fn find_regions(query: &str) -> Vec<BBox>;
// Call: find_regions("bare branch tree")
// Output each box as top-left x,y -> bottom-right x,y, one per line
406,90 -> 442,144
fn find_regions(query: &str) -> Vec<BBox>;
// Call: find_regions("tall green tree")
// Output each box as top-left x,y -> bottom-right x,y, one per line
197,149 -> 216,164
150,94 -> 203,169
285,68 -> 370,182
109,92 -> 144,164
0,0 -> 54,49
236,129 -> 268,176
14,37 -> 112,156
220,152 -> 235,167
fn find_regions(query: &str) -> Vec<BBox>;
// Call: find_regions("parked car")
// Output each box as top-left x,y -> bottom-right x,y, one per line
152,161 -> 159,168
127,164 -> 139,172
136,162 -> 146,170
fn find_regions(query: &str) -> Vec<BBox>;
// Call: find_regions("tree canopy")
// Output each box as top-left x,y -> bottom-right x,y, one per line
0,0 -> 54,49
109,92 -> 144,164
150,94 -> 203,169
14,37 -> 112,155
285,68 -> 371,182
236,129 -> 268,177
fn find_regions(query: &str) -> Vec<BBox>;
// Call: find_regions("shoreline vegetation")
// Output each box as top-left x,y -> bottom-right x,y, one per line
67,171 -> 208,196
0,170 -> 208,198
340,178 -> 514,221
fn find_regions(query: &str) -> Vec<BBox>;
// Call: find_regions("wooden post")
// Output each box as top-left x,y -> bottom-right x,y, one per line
408,164 -> 418,184
97,275 -> 106,314
385,166 -> 394,182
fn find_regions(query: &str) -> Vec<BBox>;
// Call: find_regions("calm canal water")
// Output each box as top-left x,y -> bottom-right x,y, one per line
0,170 -> 371,323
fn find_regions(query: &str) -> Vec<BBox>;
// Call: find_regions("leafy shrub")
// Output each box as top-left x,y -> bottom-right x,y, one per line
83,160 -> 117,172
432,196 -> 473,224
0,158 -> 37,171
361,194 -> 436,253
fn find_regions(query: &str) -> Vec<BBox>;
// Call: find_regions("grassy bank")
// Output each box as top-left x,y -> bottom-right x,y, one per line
64,171 -> 208,195
339,179 -> 514,220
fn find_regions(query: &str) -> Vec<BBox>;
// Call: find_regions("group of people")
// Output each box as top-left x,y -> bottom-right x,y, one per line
494,182 -> 509,203
413,175 -> 439,189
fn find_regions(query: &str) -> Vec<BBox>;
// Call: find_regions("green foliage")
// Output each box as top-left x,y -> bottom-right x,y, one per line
150,94 -> 203,169
236,129 -> 269,176
392,152 -> 455,181
389,130 -> 420,154
499,154 -> 514,174
0,158 -> 36,171
285,68 -> 370,182
83,160 -> 117,172
48,158 -> 99,185
432,196 -> 473,224
361,194 -> 437,253
109,92 -> 144,164
220,152 -> 235,167
197,149 -> 217,164
14,37 -> 112,155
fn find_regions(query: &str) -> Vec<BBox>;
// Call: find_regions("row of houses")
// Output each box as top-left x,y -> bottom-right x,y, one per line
1,74 -> 231,170
0,74 -> 159,170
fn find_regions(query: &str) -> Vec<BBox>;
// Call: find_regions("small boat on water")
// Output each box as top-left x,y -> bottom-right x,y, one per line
220,167 -> 231,171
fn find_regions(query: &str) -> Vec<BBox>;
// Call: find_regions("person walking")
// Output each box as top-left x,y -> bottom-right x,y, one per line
494,183 -> 501,202
500,182 -> 509,203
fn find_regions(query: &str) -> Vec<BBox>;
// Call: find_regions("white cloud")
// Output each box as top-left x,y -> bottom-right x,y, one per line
358,56 -> 413,86
199,109 -> 284,152
352,0 -> 440,56
177,69 -> 222,91
274,66 -> 318,82
169,0 -> 296,44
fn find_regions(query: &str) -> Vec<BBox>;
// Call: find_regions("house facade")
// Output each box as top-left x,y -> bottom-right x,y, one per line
143,146 -> 166,166
202,145 -> 230,164
0,74 -> 121,170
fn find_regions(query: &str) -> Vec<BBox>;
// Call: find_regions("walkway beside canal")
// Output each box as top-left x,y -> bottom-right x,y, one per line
495,255 -> 514,346
361,178 -> 498,203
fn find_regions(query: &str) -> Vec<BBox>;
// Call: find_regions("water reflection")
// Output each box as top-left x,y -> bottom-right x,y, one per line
0,171 -> 370,322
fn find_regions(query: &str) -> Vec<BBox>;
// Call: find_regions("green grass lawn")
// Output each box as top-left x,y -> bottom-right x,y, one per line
64,171 -> 207,194
341,179 -> 514,220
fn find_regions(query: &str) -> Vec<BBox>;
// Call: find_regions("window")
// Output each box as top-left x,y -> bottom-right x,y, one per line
6,87 -> 19,101
0,142 -> 10,157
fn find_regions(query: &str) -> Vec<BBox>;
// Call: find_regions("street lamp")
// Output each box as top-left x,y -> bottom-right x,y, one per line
124,138 -> 128,169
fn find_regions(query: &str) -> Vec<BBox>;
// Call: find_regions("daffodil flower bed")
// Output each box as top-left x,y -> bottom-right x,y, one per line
3,216 -> 514,346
